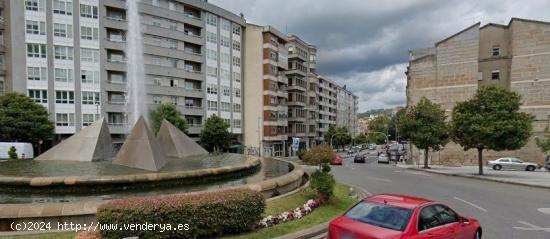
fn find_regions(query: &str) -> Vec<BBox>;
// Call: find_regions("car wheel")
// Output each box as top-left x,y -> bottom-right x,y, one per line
493,165 -> 502,170
473,228 -> 482,239
526,165 -> 536,171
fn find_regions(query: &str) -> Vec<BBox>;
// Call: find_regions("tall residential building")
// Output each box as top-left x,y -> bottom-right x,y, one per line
0,0 -> 5,95
316,75 -> 337,141
4,0 -> 244,142
243,24 -> 289,157
336,85 -> 358,137
407,18 -> 550,165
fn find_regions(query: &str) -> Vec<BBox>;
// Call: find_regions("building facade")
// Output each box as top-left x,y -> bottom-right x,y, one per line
407,18 -> 550,165
4,0 -> 244,142
336,85 -> 358,137
243,24 -> 289,157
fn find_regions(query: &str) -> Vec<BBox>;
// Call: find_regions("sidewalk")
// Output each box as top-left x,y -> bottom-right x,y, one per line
398,164 -> 550,189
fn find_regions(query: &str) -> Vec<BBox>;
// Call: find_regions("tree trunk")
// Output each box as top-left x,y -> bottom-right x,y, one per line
423,148 -> 429,169
478,148 -> 484,175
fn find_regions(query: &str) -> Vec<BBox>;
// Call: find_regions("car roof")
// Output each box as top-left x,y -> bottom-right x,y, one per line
365,194 -> 433,209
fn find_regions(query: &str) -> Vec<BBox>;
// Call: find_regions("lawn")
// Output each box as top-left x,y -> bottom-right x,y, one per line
2,182 -> 357,239
224,182 -> 358,239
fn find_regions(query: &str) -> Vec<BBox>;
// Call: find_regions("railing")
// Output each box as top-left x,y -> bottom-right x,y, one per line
105,37 -> 126,43
105,16 -> 126,22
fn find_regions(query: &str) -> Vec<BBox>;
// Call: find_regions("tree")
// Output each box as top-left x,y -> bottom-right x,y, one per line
199,115 -> 230,153
354,133 -> 368,145
150,103 -> 188,134
302,144 -> 336,169
536,127 -> 550,157
8,146 -> 17,159
451,85 -> 533,175
388,109 -> 406,141
399,97 -> 449,168
0,92 -> 54,144
324,125 -> 337,146
367,115 -> 389,144
303,144 -> 336,202
333,127 -> 352,150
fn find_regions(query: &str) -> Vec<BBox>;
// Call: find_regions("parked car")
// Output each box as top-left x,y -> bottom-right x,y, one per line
378,154 -> 389,164
331,155 -> 343,165
488,157 -> 539,171
328,194 -> 482,239
354,154 -> 366,163
368,144 -> 377,150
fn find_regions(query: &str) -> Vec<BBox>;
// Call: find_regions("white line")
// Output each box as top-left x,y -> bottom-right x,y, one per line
365,176 -> 392,182
453,197 -> 488,213
538,208 -> 550,215
348,184 -> 373,197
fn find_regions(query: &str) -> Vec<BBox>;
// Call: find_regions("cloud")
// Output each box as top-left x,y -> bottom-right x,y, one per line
210,0 -> 550,110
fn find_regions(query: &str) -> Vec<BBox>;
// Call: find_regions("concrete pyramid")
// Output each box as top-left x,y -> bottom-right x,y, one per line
36,117 -> 114,162
157,119 -> 208,158
113,116 -> 167,171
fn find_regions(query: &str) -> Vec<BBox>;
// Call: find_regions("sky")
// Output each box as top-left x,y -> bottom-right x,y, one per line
209,0 -> 550,112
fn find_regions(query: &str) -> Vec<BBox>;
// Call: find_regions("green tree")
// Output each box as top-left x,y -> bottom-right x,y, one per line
150,103 -> 188,134
324,125 -> 337,146
0,92 -> 54,144
399,97 -> 450,168
367,115 -> 390,144
354,133 -> 368,145
388,109 -> 406,141
303,144 -> 337,202
7,146 -> 17,159
451,85 -> 533,175
333,127 -> 352,150
536,126 -> 550,156
302,144 -> 336,169
199,115 -> 230,153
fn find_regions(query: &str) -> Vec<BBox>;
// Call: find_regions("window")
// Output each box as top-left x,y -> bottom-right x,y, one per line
207,49 -> 217,61
478,72 -> 483,81
108,71 -> 126,83
81,70 -> 99,84
54,46 -> 74,60
232,24 -> 241,35
221,102 -> 230,112
207,100 -> 218,111
491,70 -> 500,80
54,23 -> 73,38
81,48 -> 99,62
27,67 -> 47,81
207,84 -> 218,95
206,31 -> 217,44
222,85 -> 230,96
344,201 -> 412,232
433,205 -> 459,225
153,95 -> 162,104
206,14 -> 217,26
233,72 -> 241,83
152,17 -> 162,27
418,206 -> 440,231
80,26 -> 99,41
233,56 -> 241,67
82,114 -> 98,126
221,20 -> 231,31
80,4 -> 98,19
207,66 -> 218,78
28,90 -> 48,103
168,21 -> 177,31
169,39 -> 178,49
233,119 -> 241,128
220,53 -> 230,64
27,43 -> 47,58
492,47 -> 500,57
56,113 -> 75,126
234,88 -> 241,98
170,96 -> 178,105
232,40 -> 241,51
55,68 -> 74,82
220,69 -> 230,80
26,0 -> 45,12
220,36 -> 230,47
233,103 -> 241,113
82,91 -> 100,105
55,91 -> 74,104
168,1 -> 175,10
26,20 -> 46,35
53,0 -> 73,16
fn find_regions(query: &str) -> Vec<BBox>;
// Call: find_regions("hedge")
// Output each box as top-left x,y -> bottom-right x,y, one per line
96,188 -> 265,239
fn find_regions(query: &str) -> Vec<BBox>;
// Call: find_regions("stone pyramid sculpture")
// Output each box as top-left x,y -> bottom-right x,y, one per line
36,117 -> 114,162
157,119 -> 208,158
113,116 -> 167,171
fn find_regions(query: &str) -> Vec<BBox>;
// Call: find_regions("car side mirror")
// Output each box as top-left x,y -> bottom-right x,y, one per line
460,217 -> 470,225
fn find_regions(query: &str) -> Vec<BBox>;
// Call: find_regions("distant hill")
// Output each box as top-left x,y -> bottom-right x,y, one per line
357,109 -> 384,118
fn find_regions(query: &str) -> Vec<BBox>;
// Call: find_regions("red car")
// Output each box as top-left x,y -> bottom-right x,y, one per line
329,194 -> 482,239
331,155 -> 343,165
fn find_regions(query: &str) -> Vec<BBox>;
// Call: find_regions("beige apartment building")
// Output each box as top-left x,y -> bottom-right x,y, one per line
407,18 -> 550,165
336,85 -> 359,137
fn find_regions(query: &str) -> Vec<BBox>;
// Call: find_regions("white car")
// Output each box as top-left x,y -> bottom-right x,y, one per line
488,157 -> 539,171
377,154 -> 389,164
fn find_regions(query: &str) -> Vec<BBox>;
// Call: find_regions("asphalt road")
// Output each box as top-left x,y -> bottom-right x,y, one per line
331,150 -> 550,239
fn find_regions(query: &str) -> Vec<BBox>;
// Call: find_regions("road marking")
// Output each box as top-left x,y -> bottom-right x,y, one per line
348,184 -> 373,197
538,208 -> 550,215
405,171 -> 434,177
453,197 -> 488,213
365,176 -> 392,182
513,221 -> 550,232
394,170 -> 403,173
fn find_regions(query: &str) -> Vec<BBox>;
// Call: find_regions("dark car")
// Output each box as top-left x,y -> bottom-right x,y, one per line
354,154 -> 366,163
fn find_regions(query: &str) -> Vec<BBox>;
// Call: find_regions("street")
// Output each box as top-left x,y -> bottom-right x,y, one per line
331,150 -> 550,239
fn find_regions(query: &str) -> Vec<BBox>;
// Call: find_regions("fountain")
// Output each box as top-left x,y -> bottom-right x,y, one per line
125,0 -> 146,126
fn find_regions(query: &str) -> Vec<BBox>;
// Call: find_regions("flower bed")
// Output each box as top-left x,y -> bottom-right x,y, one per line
259,199 -> 320,227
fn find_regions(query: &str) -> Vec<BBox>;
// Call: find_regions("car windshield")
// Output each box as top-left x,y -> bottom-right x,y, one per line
344,201 -> 412,231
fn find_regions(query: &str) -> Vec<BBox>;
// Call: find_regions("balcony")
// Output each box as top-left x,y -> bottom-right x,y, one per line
103,16 -> 127,30
187,124 -> 202,135
177,105 -> 204,116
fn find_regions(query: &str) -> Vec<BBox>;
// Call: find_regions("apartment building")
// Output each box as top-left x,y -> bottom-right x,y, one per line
0,0 -> 5,95
4,0 -> 244,142
243,24 -> 288,157
406,18 -> 550,165
315,75 -> 337,141
336,85 -> 358,137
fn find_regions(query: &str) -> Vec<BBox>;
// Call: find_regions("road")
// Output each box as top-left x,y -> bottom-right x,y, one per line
331,150 -> 550,239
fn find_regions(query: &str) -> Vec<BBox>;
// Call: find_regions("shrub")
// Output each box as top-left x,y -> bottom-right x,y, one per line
297,149 -> 306,160
302,144 -> 335,168
310,170 -> 335,203
97,188 -> 265,239
7,146 -> 17,159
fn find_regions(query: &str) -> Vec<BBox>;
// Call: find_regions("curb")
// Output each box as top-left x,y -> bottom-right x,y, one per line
273,222 -> 328,239
406,167 -> 550,190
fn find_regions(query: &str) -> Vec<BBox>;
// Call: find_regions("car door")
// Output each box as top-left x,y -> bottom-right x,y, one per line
499,158 -> 511,169
432,204 -> 473,239
415,205 -> 456,239
510,158 -> 524,170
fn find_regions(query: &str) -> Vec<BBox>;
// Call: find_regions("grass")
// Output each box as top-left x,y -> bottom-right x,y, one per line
224,182 -> 358,239
2,182 -> 357,239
